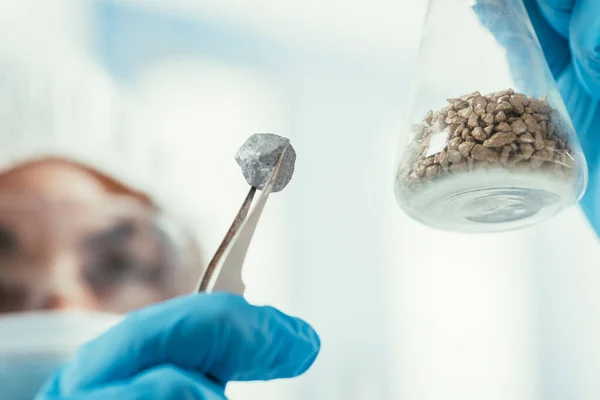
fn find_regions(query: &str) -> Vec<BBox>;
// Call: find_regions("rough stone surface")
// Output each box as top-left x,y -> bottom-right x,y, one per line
235,133 -> 296,192
483,132 -> 516,148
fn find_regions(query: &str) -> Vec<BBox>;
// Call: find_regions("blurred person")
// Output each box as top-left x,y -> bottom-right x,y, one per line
0,55 -> 201,315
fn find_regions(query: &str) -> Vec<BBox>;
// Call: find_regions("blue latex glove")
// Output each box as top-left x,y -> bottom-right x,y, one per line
35,293 -> 320,399
477,0 -> 600,234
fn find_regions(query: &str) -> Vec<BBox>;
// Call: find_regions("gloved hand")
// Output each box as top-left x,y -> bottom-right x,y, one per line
35,293 -> 320,399
477,0 -> 600,234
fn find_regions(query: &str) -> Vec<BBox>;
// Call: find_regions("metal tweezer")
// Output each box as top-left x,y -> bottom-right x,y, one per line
195,142 -> 290,295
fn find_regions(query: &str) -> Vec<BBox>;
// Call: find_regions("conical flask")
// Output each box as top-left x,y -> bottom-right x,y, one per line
394,0 -> 587,233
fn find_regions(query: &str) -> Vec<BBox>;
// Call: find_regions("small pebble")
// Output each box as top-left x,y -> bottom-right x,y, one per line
235,133 -> 296,192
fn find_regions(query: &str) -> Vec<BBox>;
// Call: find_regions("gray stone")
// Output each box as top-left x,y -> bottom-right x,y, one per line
235,133 -> 296,192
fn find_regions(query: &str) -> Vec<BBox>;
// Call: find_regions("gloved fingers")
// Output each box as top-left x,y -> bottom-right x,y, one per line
523,0 -> 571,78
37,365 -> 226,400
56,293 -> 320,395
535,0 -> 576,38
473,0 -> 570,81
570,0 -> 600,98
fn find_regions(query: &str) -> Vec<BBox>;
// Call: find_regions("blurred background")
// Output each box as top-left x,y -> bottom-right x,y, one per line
1,0 -> 599,399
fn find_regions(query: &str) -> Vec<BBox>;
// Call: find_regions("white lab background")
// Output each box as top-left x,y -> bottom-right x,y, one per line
1,1 -> 600,399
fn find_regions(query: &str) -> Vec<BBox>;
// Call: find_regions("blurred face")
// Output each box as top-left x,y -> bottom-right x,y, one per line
0,158 -> 200,314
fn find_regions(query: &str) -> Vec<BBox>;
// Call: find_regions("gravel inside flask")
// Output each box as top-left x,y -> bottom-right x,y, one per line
401,89 -> 576,190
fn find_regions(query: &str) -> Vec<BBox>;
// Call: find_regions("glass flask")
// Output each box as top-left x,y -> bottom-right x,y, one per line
394,0 -> 588,233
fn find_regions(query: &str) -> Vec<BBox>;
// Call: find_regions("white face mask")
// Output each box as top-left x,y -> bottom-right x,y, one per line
0,311 -> 122,400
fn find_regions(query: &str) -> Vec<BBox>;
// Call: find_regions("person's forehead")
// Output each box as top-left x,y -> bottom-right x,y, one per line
0,159 -> 125,200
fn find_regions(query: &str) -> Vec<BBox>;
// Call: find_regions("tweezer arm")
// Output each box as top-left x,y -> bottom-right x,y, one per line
195,187 -> 256,292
